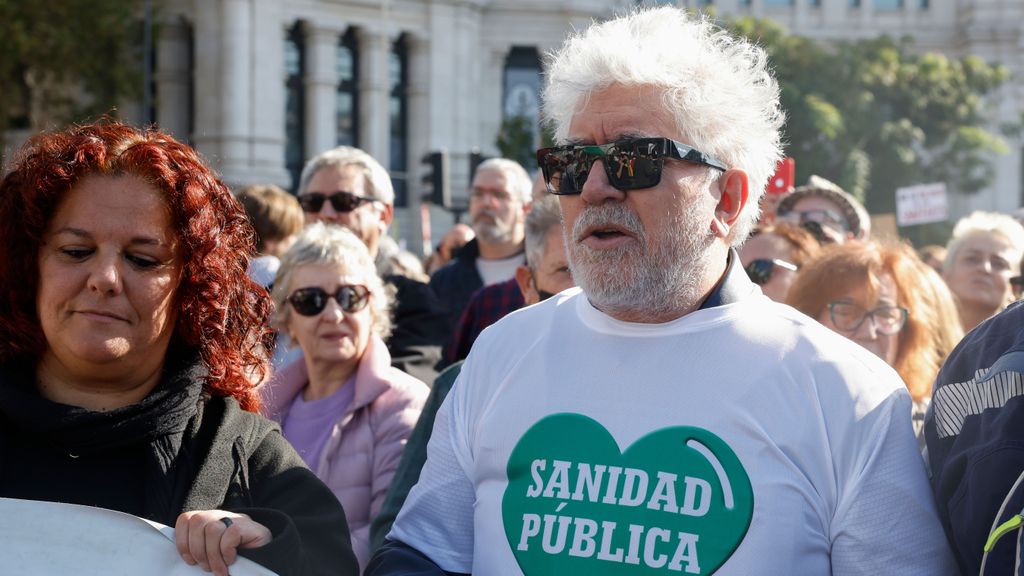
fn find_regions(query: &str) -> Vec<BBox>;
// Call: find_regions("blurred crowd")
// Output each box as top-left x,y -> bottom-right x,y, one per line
4,5 -> 1024,576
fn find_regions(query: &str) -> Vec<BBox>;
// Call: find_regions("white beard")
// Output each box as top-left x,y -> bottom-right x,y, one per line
472,210 -> 515,245
565,200 -> 715,320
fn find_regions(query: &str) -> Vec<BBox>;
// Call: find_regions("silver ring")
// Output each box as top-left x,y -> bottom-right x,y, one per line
220,517 -> 233,529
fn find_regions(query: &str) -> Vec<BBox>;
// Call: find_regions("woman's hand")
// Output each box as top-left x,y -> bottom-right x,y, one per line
174,510 -> 273,576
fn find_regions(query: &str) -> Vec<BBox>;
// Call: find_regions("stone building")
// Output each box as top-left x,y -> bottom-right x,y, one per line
43,0 -> 1024,252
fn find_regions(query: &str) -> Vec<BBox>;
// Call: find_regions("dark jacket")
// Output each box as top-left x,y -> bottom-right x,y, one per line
0,352 -> 359,576
925,301 -> 1024,575
428,239 -> 485,335
386,273 -> 451,384
440,279 -> 524,369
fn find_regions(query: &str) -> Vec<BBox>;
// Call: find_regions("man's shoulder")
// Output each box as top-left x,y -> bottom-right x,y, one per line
928,303 -> 1024,451
928,302 -> 1024,450
732,300 -> 908,404
388,274 -> 445,313
936,302 -> 1024,390
466,278 -> 523,310
428,256 -> 475,288
476,287 -> 578,332
432,240 -> 480,278
926,303 -> 1024,574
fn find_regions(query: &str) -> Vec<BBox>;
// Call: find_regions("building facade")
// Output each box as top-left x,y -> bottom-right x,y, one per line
149,0 -> 1021,253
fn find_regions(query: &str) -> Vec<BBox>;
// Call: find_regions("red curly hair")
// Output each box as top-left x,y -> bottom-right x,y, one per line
0,120 -> 272,412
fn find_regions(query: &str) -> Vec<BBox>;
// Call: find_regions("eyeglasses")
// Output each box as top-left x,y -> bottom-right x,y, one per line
778,209 -> 848,234
287,285 -> 370,316
744,258 -> 799,285
827,302 -> 908,335
536,137 -> 727,195
298,191 -> 378,214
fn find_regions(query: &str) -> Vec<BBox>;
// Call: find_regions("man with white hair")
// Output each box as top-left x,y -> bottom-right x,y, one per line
369,8 -> 954,575
296,146 -> 449,382
429,158 -> 532,333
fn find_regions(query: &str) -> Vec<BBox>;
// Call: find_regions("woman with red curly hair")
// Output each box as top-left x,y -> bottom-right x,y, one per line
0,121 -> 358,575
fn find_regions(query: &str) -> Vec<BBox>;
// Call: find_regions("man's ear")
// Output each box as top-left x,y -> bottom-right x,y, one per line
379,203 -> 394,232
710,169 -> 749,239
514,265 -> 538,305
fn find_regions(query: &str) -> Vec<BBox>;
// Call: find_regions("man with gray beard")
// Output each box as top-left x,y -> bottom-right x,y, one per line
429,158 -> 532,334
370,7 -> 955,575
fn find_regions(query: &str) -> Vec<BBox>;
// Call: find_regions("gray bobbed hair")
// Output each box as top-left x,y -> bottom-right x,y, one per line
271,223 -> 393,340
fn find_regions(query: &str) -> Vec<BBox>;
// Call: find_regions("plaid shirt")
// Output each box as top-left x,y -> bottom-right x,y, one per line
441,278 -> 525,367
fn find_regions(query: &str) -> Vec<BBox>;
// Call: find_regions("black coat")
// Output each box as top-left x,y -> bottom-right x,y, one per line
0,354 -> 359,576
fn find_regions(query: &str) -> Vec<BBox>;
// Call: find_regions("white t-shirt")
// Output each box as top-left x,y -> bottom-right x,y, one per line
389,288 -> 956,575
476,252 -> 525,286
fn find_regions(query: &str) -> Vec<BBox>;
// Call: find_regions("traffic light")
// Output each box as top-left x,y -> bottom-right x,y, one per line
421,150 -> 451,208
469,149 -> 490,180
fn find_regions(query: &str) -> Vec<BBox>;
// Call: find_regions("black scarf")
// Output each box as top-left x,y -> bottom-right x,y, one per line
0,350 -> 208,522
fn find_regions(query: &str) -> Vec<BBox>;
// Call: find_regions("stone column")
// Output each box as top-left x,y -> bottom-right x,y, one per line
901,0 -> 917,25
861,0 -> 874,26
250,0 -> 289,186
821,0 -> 845,27
304,25 -> 340,158
715,0 -> 741,17
155,16 -> 192,142
406,33 -> 431,256
192,0 -> 253,186
356,27 -> 391,167
749,0 -> 765,19
481,45 -> 509,157
794,0 -> 810,28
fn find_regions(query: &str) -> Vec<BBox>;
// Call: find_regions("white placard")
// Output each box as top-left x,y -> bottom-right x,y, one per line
896,182 -> 949,226
0,498 -> 277,575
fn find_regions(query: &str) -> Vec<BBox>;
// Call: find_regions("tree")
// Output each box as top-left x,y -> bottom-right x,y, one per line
496,114 -> 537,172
0,0 -> 145,160
728,17 -> 1010,216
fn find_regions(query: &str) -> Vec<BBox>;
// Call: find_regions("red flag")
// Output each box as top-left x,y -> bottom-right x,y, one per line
767,157 -> 795,195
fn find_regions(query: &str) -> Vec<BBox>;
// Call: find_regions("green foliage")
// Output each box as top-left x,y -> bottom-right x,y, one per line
0,0 -> 144,137
728,16 -> 1012,215
496,114 -> 539,172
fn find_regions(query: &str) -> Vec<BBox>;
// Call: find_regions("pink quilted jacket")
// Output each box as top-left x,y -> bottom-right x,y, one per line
259,335 -> 428,570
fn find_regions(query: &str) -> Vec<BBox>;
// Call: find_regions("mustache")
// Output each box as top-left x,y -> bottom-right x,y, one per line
473,209 -> 499,222
571,203 -> 644,243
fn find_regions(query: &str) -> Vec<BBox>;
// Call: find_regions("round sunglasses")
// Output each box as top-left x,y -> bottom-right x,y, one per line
287,285 -> 370,316
744,258 -> 798,285
536,137 -> 726,195
298,191 -> 378,214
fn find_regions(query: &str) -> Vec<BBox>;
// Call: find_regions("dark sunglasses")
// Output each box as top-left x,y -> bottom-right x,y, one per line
298,191 -> 378,214
744,258 -> 798,285
536,137 -> 727,195
778,209 -> 847,234
287,285 -> 370,316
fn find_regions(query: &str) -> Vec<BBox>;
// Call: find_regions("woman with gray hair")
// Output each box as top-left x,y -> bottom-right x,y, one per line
259,223 -> 428,571
942,210 -> 1024,332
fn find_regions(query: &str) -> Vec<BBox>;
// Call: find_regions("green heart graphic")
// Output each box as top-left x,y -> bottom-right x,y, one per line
502,413 -> 753,575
